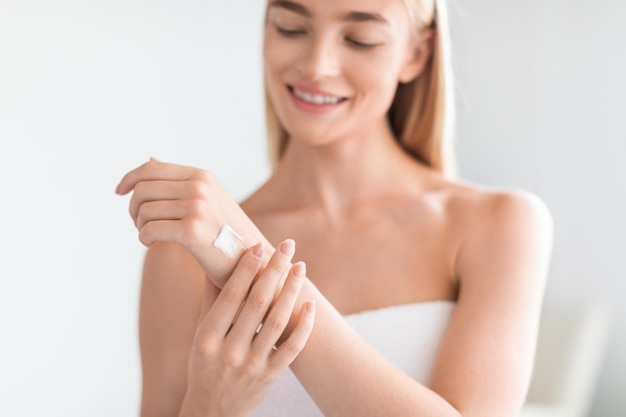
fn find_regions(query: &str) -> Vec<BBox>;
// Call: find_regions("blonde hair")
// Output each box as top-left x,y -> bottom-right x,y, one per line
263,0 -> 456,177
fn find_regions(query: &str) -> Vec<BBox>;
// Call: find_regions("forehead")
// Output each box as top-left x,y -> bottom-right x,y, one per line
268,0 -> 412,27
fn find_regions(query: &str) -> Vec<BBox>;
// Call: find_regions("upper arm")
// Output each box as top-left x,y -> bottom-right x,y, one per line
430,190 -> 554,417
138,241 -> 210,417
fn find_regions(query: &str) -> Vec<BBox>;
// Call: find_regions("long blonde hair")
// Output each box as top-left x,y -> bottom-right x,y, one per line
263,0 -> 456,177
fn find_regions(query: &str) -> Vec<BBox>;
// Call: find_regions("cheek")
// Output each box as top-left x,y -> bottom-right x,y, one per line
263,30 -> 297,78
347,49 -> 404,106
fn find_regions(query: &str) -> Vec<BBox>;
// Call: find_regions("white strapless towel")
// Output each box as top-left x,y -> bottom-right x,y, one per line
249,300 -> 456,417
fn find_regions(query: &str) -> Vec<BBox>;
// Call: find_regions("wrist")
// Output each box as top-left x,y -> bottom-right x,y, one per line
178,389 -> 210,417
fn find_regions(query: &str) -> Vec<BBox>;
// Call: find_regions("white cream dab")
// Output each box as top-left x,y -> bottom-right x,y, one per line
213,225 -> 246,258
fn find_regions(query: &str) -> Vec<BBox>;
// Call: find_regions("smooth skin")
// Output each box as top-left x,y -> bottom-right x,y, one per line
117,0 -> 554,416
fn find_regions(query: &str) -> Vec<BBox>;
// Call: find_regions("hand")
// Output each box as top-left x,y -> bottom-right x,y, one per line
116,158 -> 253,288
180,240 -> 316,417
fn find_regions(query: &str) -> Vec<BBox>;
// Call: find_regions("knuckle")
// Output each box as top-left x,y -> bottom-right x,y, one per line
136,203 -> 150,224
223,286 -> 245,305
221,346 -> 244,367
128,198 -> 139,219
241,357 -> 262,376
195,335 -> 218,358
267,314 -> 289,333
190,199 -> 211,221
187,180 -> 208,199
268,259 -> 287,275
249,292 -> 270,311
197,169 -> 215,185
138,224 -> 153,246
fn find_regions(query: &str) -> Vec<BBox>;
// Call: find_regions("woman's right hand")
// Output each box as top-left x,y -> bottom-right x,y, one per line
179,240 -> 316,417
116,158 -> 268,290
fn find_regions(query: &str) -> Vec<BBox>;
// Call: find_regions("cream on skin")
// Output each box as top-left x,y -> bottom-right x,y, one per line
213,224 -> 247,258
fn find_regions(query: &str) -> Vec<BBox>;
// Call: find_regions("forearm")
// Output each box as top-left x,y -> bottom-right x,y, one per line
288,281 -> 462,417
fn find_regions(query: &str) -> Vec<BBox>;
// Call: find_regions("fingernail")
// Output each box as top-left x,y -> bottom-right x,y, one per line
115,183 -> 121,194
252,242 -> 264,258
293,262 -> 306,278
306,300 -> 316,314
280,239 -> 295,255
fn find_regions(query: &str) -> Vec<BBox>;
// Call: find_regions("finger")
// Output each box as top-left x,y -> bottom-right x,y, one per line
116,159 -> 210,195
251,262 -> 306,355
129,179 -> 212,224
137,219 -> 189,247
269,300 -> 316,370
200,274 -> 221,320
137,211 -> 220,252
225,239 -> 296,344
200,243 -> 265,337
128,180 -> 187,223
135,195 -> 210,231
135,200 -> 187,230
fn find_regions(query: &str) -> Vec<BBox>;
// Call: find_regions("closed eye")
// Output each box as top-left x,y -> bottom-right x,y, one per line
274,24 -> 380,50
275,26 -> 307,37
346,39 -> 378,49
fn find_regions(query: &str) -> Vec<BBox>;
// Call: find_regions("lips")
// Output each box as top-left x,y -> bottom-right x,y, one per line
287,85 -> 348,106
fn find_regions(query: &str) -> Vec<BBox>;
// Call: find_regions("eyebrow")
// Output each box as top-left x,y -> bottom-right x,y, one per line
344,11 -> 389,25
269,0 -> 389,25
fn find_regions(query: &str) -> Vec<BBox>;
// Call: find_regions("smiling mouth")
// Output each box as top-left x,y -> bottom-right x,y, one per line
288,85 -> 348,105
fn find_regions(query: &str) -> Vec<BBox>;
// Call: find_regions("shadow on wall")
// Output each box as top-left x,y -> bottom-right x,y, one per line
520,302 -> 612,417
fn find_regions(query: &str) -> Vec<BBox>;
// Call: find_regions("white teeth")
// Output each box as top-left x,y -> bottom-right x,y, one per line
292,88 -> 342,105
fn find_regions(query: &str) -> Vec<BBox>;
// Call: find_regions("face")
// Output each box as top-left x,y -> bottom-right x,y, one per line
263,0 -> 429,146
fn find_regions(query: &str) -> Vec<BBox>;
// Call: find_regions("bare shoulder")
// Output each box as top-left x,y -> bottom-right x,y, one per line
435,178 -> 554,290
426,176 -> 554,286
438,177 -> 554,241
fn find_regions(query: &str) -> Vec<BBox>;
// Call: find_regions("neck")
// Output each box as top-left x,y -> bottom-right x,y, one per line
270,120 -> 428,218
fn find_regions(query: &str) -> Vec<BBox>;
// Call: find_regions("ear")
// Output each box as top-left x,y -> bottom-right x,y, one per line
398,31 -> 434,84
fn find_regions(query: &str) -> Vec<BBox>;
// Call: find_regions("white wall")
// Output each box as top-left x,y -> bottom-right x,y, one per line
1,0 -> 624,416
0,1 -> 268,415
450,1 -> 626,416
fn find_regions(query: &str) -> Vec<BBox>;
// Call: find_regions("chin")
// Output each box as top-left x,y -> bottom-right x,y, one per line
286,130 -> 337,147
283,119 -> 348,146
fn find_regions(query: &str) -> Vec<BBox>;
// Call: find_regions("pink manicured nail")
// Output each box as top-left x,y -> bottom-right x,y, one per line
280,239 -> 295,255
252,242 -> 265,258
293,262 -> 306,278
306,301 -> 316,314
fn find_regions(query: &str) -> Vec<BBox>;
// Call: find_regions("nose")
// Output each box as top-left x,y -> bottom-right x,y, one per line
297,34 -> 340,81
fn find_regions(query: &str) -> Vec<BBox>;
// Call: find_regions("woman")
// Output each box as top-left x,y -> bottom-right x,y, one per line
117,0 -> 554,416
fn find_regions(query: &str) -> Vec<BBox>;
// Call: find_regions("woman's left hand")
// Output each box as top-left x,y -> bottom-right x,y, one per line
180,241 -> 316,417
116,158 -> 254,288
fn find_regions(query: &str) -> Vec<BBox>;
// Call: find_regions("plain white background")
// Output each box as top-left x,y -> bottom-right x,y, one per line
0,0 -> 624,416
